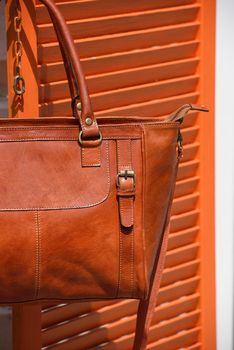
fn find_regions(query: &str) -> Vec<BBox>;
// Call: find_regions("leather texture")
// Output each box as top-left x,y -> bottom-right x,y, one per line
2,1 -> 209,348
0,118 -> 178,302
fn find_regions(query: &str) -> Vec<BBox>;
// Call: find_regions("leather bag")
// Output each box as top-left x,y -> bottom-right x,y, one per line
1,1 -> 208,348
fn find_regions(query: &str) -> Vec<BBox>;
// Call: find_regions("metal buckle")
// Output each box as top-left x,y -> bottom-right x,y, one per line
116,170 -> 136,188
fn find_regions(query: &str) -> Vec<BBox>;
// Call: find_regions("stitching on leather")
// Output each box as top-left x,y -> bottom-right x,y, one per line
0,142 -> 110,211
0,123 -> 178,132
81,145 -> 101,167
130,140 -> 134,298
131,217 -> 135,298
81,163 -> 101,167
141,128 -> 148,299
116,140 -> 122,298
34,211 -> 41,299
34,211 -> 38,300
117,224 -> 122,298
103,136 -> 140,140
0,136 -> 141,142
37,211 -> 41,299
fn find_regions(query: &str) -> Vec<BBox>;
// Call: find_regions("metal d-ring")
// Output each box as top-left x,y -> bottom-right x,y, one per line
78,130 -> 102,147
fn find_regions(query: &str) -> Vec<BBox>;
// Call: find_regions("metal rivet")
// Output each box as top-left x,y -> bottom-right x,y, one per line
85,117 -> 93,126
76,102 -> 82,110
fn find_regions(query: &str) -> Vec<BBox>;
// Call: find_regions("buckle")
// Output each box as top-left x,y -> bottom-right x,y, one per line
116,170 -> 136,188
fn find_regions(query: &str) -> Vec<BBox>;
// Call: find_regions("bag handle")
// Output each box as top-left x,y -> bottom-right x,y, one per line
39,0 -> 100,140
46,8 -> 79,109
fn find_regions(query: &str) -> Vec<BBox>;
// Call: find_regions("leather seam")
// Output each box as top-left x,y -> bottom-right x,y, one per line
141,126 -> 148,299
81,163 -> 100,167
130,140 -> 134,298
0,123 -> 178,132
117,224 -> 122,298
116,140 -> 122,298
0,136 -> 141,142
34,211 -> 41,299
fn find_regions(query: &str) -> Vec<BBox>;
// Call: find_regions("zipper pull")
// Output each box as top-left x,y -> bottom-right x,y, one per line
165,103 -> 209,124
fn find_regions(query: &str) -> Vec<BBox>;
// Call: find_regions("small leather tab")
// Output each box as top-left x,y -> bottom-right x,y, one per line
116,140 -> 135,229
81,146 -> 101,167
117,176 -> 135,228
165,103 -> 209,123
189,103 -> 209,112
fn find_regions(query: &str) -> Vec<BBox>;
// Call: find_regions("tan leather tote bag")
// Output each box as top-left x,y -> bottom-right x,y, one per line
1,1 -> 208,348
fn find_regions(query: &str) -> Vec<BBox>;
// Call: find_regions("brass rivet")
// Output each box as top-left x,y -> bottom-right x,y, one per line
85,117 -> 93,126
76,102 -> 82,110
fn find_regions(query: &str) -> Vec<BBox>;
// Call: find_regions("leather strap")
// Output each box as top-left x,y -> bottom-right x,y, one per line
48,9 -> 78,103
116,140 -> 135,298
133,159 -> 179,349
116,140 -> 135,229
132,105 -> 209,348
38,0 -> 100,139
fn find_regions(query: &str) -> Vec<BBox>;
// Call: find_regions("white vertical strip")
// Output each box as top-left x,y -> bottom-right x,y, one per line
216,1 -> 234,349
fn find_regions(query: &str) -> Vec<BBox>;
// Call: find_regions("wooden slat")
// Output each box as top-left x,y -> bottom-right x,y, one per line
38,22 -> 200,64
39,40 -> 199,81
175,176 -> 199,198
157,276 -> 200,305
36,0 -> 197,24
165,242 -> 199,267
37,5 -> 200,43
180,143 -> 199,163
39,57 -> 199,102
168,226 -> 199,250
97,92 -> 199,117
172,192 -> 199,215
42,301 -> 119,329
187,343 -> 202,350
161,259 -> 200,287
42,296 -> 200,349
177,159 -> 199,181
86,327 -> 200,350
148,327 -> 200,350
170,209 -> 199,233
39,75 -> 199,116
39,91 -> 199,118
182,126 -> 199,145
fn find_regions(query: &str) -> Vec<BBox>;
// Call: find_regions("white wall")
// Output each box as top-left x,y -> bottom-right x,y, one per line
216,1 -> 234,349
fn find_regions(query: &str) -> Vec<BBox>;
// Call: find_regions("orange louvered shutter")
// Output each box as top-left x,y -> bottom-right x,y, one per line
6,0 -> 216,349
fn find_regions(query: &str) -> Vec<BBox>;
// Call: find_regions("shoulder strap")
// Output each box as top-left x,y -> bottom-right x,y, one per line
133,104 -> 209,349
133,159 -> 179,349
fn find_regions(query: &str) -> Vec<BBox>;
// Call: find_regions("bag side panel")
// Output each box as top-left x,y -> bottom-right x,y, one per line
142,125 -> 178,293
